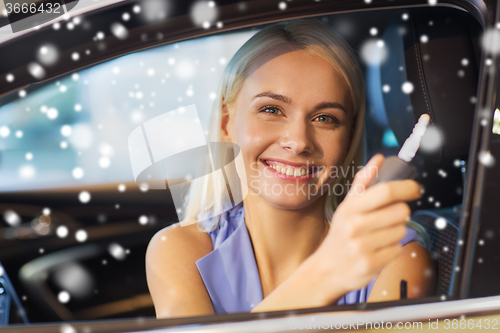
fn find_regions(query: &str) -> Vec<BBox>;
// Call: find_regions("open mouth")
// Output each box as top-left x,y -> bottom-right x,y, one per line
260,159 -> 321,180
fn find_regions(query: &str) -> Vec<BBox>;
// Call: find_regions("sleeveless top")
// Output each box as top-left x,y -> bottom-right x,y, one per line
196,203 -> 423,314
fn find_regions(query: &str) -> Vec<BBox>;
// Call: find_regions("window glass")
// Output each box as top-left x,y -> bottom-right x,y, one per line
0,32 -> 256,191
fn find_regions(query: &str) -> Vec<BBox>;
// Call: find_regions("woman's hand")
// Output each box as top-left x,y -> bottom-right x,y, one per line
312,154 -> 423,302
251,154 -> 424,312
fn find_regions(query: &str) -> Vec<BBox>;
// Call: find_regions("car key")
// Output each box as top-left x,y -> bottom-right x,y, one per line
370,114 -> 430,187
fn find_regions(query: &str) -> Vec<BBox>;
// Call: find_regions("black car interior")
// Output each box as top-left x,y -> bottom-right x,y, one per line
367,6 -> 481,297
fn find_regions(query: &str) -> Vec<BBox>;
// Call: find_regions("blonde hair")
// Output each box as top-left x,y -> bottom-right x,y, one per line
183,18 -> 366,231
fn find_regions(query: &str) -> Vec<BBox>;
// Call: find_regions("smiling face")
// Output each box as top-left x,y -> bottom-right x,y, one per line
221,48 -> 353,210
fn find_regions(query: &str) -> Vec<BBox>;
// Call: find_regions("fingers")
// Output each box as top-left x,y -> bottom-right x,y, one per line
360,223 -> 408,251
358,202 -> 412,233
350,179 -> 423,214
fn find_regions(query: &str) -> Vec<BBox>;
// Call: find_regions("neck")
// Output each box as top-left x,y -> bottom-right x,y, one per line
242,192 -> 330,297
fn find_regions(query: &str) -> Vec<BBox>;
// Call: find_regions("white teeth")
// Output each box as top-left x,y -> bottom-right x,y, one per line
268,163 -> 312,176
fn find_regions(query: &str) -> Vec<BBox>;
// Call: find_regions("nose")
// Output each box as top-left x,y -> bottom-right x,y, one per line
278,117 -> 315,155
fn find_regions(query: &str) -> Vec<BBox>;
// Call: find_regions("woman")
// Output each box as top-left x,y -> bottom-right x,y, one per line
146,19 -> 435,318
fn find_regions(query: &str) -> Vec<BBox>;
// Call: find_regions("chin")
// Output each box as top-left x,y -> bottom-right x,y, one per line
250,188 -> 324,210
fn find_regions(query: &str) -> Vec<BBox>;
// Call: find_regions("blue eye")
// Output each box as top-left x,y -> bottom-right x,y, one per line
314,114 -> 339,124
260,106 -> 282,115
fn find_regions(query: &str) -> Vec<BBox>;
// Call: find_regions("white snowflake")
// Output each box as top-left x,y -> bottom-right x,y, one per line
19,165 -> 36,179
111,23 -> 128,40
402,82 -> 414,94
28,62 -> 46,79
138,215 -> 148,225
3,210 -> 21,226
99,157 -> 110,169
478,151 -> 495,167
61,125 -> 72,137
58,291 -> 70,303
72,167 -> 84,179
56,225 -> 69,238
0,126 -> 10,138
360,39 -> 388,66
78,192 -> 91,204
435,217 -> 447,230
190,1 -> 218,26
109,243 -> 126,260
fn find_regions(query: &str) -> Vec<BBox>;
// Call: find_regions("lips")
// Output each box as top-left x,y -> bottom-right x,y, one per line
260,158 -> 320,181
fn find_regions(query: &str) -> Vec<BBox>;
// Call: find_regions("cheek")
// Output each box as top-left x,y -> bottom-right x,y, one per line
233,114 -> 274,160
321,130 -> 351,165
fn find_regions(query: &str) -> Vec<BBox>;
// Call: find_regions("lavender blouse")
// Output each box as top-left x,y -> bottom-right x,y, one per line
196,203 -> 421,314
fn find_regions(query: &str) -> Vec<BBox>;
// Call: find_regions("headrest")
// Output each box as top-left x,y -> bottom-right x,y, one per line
375,7 -> 481,162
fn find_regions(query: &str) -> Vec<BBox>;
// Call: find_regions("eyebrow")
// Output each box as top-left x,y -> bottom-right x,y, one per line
252,91 -> 348,114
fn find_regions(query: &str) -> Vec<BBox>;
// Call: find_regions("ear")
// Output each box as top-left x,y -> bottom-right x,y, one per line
220,102 -> 232,143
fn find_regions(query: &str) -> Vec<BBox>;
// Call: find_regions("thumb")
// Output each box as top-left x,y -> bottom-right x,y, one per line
348,154 -> 385,197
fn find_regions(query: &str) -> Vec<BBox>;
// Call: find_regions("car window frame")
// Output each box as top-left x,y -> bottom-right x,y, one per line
0,0 -> 494,330
457,0 -> 500,299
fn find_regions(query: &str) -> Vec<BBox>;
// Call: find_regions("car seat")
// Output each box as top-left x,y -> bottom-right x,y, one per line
365,6 -> 482,296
